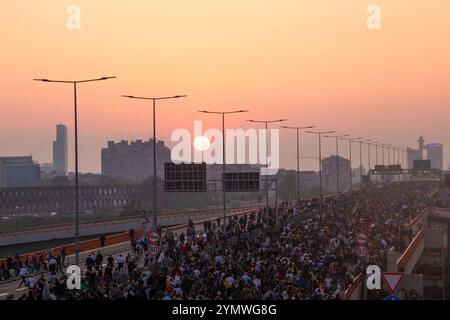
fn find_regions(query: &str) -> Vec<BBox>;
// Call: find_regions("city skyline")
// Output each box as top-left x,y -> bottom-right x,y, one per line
0,124 -> 445,174
1,1 -> 450,304
1,1 -> 450,173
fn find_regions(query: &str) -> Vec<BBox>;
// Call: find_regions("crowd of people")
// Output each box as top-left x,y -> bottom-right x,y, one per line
0,181 -> 436,300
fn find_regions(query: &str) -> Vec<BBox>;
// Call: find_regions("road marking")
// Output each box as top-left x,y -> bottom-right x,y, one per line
15,287 -> 27,291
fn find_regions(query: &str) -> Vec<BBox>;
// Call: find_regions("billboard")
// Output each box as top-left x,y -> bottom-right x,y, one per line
164,162 -> 206,192
413,160 -> 431,171
223,172 -> 260,192
387,165 -> 401,172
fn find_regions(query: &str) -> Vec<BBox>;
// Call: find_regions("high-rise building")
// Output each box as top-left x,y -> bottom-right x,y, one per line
427,143 -> 443,170
53,124 -> 68,174
101,139 -> 171,181
322,155 -> 351,192
407,136 -> 443,170
0,156 -> 41,187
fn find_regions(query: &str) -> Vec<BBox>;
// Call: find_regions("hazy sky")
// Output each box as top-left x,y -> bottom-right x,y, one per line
1,1 -> 450,173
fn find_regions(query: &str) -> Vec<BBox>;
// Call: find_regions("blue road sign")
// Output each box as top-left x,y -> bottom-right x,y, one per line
384,295 -> 401,300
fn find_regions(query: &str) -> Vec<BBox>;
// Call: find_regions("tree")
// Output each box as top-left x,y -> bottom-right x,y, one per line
279,174 -> 296,201
50,175 -> 71,186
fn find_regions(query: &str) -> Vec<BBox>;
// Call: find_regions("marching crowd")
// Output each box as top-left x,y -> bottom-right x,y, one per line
0,181 -> 435,300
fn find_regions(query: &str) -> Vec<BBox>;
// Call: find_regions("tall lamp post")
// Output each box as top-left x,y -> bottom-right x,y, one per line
341,137 -> 362,191
200,110 -> 249,219
306,130 -> 335,196
367,141 -> 378,173
401,147 -> 406,169
34,76 -> 116,266
387,145 -> 391,165
247,119 -> 287,207
324,134 -> 350,193
391,145 -> 396,164
280,125 -> 315,199
374,143 -> 380,166
357,139 -> 371,180
123,94 -> 187,233
381,144 -> 386,166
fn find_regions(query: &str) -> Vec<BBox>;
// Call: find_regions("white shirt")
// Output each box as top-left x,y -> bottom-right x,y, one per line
19,267 -> 28,277
27,277 -> 36,288
116,256 -> 125,264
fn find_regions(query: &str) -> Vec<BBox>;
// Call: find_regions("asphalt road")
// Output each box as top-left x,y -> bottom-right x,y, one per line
0,239 -> 134,300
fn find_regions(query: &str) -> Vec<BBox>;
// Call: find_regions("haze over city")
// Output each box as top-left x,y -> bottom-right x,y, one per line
4,0 -> 450,309
1,0 -> 450,173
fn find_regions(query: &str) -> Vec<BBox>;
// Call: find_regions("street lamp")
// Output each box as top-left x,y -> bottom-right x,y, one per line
388,144 -> 395,164
380,144 -> 386,166
247,119 -> 287,207
199,109 -> 249,220
358,139 -> 371,183
340,137 -> 363,191
386,144 -> 393,165
400,147 -> 406,169
123,94 -> 187,234
306,130 -> 335,196
280,125 -> 315,199
324,134 -> 350,193
367,141 -> 379,173
34,76 -> 116,266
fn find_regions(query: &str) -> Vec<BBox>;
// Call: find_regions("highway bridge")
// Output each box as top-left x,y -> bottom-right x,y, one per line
346,187 -> 450,299
3,183 -> 450,300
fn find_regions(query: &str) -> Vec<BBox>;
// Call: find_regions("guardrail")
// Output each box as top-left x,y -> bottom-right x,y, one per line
345,274 -> 364,300
0,205 -> 259,238
410,207 -> 428,233
424,186 -> 439,199
397,228 -> 425,273
0,205 -> 261,264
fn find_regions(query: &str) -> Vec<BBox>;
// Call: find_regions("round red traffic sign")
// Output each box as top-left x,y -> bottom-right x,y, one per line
357,246 -> 367,257
149,232 -> 159,243
356,233 -> 367,245
149,244 -> 159,256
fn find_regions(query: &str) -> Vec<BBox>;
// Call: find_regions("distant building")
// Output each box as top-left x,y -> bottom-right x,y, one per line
0,156 -> 41,187
427,143 -> 443,171
352,166 -> 366,185
40,163 -> 55,175
101,139 -> 171,181
407,136 -> 443,170
53,124 -> 68,174
322,155 -> 351,192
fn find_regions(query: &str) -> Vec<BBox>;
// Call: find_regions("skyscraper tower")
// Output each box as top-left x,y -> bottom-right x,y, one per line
418,136 -> 425,153
53,124 -> 68,173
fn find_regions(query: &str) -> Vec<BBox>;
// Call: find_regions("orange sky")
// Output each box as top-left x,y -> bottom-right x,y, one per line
1,0 -> 450,172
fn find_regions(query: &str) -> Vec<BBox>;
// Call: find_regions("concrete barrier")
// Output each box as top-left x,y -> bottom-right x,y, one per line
345,274 -> 364,300
397,228 -> 425,273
